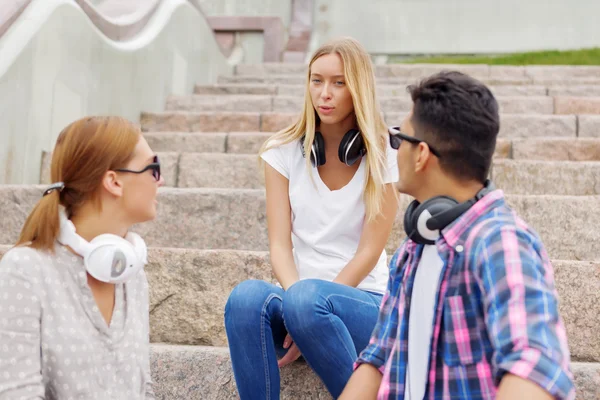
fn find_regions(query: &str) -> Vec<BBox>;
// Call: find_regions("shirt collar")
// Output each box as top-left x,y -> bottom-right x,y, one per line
438,188 -> 506,250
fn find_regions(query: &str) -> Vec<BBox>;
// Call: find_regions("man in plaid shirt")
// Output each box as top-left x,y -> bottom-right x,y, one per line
340,71 -> 574,399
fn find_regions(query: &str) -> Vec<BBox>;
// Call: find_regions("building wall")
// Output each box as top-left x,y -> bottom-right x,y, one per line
310,0 -> 600,56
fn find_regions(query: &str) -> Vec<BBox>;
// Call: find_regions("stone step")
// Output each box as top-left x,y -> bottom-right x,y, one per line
41,146 -> 600,191
491,160 -> 600,195
144,132 -> 271,154
508,138 -> 600,161
580,115 -> 600,138
142,133 -> 600,162
234,63 -> 600,82
555,97 -> 600,115
197,83 -> 600,98
140,112 -> 581,138
111,247 -> 600,364
149,344 -> 327,399
195,83 -> 554,97
0,242 -> 596,366
217,74 -> 600,87
144,152 -> 600,196
166,94 -> 555,115
148,344 -> 600,399
2,187 -> 599,261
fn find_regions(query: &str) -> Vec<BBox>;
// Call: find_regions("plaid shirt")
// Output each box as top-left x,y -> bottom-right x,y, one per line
355,189 -> 575,399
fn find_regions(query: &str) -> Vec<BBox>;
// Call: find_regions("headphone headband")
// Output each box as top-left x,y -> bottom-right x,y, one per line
301,129 -> 366,167
56,206 -> 147,283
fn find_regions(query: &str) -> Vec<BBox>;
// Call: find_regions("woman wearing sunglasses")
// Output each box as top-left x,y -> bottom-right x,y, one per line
224,37 -> 399,399
0,116 -> 163,399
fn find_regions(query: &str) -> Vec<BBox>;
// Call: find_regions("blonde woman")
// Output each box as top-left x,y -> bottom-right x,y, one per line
0,116 -> 163,399
224,37 -> 399,399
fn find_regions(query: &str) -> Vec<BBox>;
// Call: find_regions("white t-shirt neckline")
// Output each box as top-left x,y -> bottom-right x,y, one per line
313,157 -> 365,194
260,136 -> 399,294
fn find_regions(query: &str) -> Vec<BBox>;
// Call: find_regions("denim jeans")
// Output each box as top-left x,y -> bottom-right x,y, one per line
224,278 -> 383,399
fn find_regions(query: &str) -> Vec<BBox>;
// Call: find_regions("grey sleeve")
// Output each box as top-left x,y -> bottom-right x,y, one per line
0,249 -> 45,399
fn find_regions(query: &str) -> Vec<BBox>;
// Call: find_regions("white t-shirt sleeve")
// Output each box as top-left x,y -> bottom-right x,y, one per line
260,140 -> 292,179
383,140 -> 399,184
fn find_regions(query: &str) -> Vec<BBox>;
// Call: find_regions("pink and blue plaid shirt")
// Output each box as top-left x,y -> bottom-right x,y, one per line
355,189 -> 575,399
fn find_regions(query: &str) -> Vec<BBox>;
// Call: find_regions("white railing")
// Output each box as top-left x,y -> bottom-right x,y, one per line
0,0 -> 235,185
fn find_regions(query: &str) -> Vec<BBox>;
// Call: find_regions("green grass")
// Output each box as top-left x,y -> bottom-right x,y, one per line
391,48 -> 600,65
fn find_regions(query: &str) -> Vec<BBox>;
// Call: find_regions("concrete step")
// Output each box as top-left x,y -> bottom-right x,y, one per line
2,186 -> 599,261
195,83 -> 600,98
140,133 -> 600,162
140,111 -> 581,138
147,344 -> 600,399
217,74 -> 600,87
166,94 -> 555,115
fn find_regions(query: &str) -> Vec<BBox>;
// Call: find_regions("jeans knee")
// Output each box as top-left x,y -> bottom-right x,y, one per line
282,279 -> 326,331
224,280 -> 280,328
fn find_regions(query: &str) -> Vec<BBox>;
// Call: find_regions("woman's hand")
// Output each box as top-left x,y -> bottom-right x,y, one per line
277,334 -> 302,368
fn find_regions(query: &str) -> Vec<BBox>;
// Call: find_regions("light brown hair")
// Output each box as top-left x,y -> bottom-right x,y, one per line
17,116 -> 140,251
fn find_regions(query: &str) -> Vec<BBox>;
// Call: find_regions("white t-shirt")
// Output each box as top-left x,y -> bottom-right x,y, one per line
405,244 -> 444,399
260,136 -> 399,294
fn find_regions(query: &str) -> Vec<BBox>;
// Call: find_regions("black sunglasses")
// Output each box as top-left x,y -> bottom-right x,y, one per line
115,155 -> 161,181
388,126 -> 441,158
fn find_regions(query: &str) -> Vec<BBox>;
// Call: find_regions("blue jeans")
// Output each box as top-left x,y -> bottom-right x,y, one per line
224,278 -> 383,399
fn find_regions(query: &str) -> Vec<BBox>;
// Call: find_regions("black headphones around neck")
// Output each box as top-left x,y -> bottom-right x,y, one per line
403,180 -> 496,245
300,129 -> 366,167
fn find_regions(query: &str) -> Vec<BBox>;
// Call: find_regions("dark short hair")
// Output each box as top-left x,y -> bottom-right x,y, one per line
407,71 -> 500,183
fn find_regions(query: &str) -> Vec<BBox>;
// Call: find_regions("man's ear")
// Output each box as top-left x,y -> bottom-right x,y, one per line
414,142 -> 434,173
102,170 -> 124,198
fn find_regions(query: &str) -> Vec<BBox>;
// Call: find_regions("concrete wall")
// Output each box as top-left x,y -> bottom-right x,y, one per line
91,0 -> 160,21
196,0 -> 293,62
311,0 -> 600,55
197,0 -> 292,28
0,0 -> 232,185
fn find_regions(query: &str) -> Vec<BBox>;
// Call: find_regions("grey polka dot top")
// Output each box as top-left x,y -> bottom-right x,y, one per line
0,244 -> 155,399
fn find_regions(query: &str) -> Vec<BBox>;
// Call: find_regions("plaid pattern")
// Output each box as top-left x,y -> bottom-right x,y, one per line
355,189 -> 575,399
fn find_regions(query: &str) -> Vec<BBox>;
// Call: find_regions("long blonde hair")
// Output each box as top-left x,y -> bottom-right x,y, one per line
259,36 -> 391,222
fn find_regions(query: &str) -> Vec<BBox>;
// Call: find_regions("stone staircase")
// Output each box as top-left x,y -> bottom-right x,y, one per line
3,63 -> 600,399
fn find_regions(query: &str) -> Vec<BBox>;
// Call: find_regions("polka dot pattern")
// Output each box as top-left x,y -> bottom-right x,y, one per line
0,246 -> 155,399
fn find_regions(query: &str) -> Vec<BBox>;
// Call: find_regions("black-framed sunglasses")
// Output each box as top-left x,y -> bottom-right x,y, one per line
388,126 -> 441,158
115,155 -> 161,181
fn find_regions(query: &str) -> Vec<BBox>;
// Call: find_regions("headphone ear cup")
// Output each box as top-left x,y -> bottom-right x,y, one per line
403,200 -> 419,241
403,196 -> 460,245
405,200 -> 437,245
85,235 -> 142,283
338,129 -> 365,166
312,131 -> 326,167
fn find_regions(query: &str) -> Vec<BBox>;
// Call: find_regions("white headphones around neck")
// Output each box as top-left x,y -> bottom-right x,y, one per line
57,206 -> 148,283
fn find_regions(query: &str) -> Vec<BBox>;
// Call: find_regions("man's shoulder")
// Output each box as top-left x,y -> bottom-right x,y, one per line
465,204 -> 543,248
